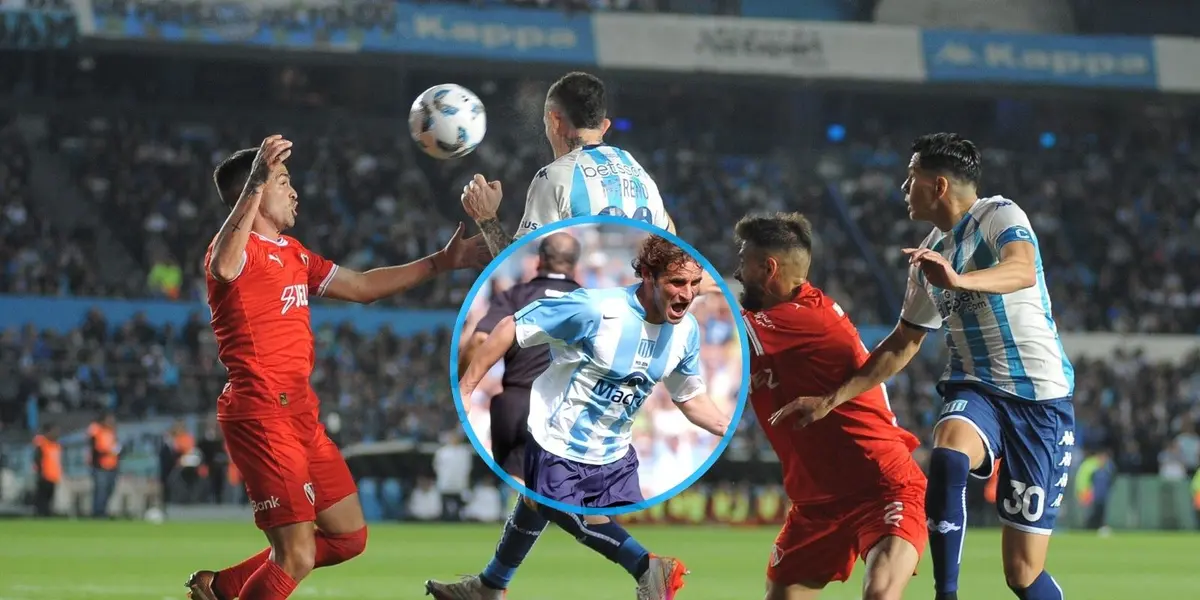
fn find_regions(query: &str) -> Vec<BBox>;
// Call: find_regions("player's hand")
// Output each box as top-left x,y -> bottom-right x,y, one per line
252,134 -> 293,175
461,174 -> 503,221
903,248 -> 961,291
433,222 -> 491,272
769,394 -> 836,429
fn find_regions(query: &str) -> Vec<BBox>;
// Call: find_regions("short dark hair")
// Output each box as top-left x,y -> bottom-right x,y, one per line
733,212 -> 814,254
212,148 -> 258,210
547,72 -> 607,130
632,235 -> 697,278
911,133 -> 981,186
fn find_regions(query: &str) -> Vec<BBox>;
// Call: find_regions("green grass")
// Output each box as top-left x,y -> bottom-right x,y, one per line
0,520 -> 1195,599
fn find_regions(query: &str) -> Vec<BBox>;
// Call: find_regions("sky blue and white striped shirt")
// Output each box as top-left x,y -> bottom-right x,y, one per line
900,196 -> 1075,401
514,286 -> 705,465
514,144 -> 669,239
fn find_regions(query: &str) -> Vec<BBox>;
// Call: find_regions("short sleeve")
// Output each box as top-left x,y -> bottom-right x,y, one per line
475,289 -> 514,334
982,200 -> 1036,254
899,267 -> 943,332
515,167 -> 568,240
662,322 -> 706,403
204,242 -> 255,283
304,250 -> 339,297
513,289 -> 599,348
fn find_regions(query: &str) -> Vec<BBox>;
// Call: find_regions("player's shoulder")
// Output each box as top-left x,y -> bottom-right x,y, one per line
975,195 -> 1028,221
538,149 -> 582,179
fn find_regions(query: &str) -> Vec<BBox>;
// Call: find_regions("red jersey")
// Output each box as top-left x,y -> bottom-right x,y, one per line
743,283 -> 921,504
205,232 -> 338,421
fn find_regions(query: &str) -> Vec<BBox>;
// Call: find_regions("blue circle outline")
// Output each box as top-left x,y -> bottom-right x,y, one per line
450,215 -> 750,516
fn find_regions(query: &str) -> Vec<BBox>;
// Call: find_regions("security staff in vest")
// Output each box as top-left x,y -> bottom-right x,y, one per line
32,424 -> 62,517
464,232 -> 582,485
88,411 -> 121,518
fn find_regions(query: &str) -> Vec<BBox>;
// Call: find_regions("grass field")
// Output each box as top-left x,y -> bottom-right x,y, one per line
0,520 -> 1196,599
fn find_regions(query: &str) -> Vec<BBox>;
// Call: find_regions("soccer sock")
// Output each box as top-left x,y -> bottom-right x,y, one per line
1010,571 -> 1063,600
927,447 -> 971,595
238,561 -> 298,600
314,528 -> 368,568
213,548 -> 272,600
539,507 -> 651,579
480,499 -> 548,590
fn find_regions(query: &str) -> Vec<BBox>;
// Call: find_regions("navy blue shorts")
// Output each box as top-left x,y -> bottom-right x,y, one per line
937,383 -> 1076,535
524,439 -> 644,509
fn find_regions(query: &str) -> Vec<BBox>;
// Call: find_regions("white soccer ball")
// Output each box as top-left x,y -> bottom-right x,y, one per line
408,84 -> 487,160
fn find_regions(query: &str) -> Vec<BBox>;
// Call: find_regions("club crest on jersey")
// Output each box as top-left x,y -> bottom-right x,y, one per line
303,482 -> 315,506
635,339 -> 657,360
769,544 -> 784,568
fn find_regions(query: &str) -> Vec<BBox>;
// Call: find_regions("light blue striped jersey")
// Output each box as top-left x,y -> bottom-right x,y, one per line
513,285 -> 706,465
514,144 -> 669,239
900,196 -> 1075,401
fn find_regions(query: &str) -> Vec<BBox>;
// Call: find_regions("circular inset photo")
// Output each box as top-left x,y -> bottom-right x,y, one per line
451,216 -> 749,516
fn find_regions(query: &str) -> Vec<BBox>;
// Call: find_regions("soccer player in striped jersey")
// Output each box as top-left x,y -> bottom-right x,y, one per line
460,71 -> 675,258
426,235 -> 728,600
775,134 -> 1075,600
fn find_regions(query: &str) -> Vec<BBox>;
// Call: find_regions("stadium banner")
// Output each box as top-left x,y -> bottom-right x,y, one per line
0,5 -> 78,49
921,29 -> 1159,89
84,0 -> 596,63
592,13 -> 925,82
1153,35 -> 1200,94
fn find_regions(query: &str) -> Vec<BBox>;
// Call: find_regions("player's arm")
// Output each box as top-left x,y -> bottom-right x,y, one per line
665,326 -> 727,437
320,223 -> 486,304
208,136 -> 291,282
956,240 -> 1037,294
459,316 -> 517,400
770,273 -> 938,426
462,290 -> 513,378
907,204 -> 1038,295
461,174 -> 512,257
513,166 -> 568,242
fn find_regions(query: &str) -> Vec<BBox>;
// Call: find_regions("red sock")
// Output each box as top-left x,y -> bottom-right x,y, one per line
239,561 -> 297,600
214,548 -> 271,600
314,528 -> 368,568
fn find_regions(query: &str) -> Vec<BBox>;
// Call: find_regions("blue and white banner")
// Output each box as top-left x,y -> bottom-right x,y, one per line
922,30 -> 1159,89
378,2 -> 594,63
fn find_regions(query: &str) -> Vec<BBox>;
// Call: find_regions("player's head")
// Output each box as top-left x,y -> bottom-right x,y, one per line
41,423 -> 59,440
544,72 -> 611,157
903,133 -> 981,225
733,212 -> 814,311
213,148 -> 298,232
632,235 -> 702,325
536,232 -> 581,277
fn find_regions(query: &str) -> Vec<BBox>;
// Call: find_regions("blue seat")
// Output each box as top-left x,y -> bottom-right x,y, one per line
357,478 -> 384,522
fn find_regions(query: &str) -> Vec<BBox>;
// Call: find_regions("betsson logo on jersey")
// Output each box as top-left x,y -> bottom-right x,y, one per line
280,283 -> 309,315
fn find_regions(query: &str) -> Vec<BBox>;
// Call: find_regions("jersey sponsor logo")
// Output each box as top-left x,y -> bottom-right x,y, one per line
883,501 -> 905,527
251,496 -> 280,513
591,372 -> 650,409
519,220 -> 540,232
579,162 -> 644,180
749,368 -> 780,392
303,482 -> 316,506
934,289 -> 988,318
268,253 -> 284,268
280,283 -> 310,315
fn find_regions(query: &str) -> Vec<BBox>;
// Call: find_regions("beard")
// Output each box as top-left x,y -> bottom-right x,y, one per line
739,282 -> 767,311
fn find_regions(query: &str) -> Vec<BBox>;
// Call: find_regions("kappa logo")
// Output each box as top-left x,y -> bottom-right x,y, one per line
927,518 -> 963,534
250,496 -> 280,513
769,543 -> 784,568
303,482 -> 316,506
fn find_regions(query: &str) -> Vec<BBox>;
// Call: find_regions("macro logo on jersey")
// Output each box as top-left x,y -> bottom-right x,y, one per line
934,289 -> 988,319
591,372 -> 651,409
280,283 -> 310,315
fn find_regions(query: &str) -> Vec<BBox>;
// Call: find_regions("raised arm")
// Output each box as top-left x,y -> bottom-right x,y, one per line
460,173 -> 511,257
320,223 -> 487,304
208,136 -> 291,282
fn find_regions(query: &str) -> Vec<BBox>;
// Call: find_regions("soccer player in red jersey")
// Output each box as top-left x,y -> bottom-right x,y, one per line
733,212 -> 927,600
186,136 -> 486,600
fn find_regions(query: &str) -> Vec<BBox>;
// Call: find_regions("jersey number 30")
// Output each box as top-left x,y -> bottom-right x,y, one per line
1002,480 -> 1045,522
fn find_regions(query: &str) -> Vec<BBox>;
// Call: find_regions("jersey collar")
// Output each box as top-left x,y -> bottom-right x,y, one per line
625,284 -> 647,318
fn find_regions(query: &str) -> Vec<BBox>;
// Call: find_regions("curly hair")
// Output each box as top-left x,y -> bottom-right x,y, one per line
631,234 -> 697,278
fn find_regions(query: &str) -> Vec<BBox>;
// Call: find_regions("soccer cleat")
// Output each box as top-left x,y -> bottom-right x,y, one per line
636,555 -> 688,600
184,571 -> 220,600
424,575 -> 505,600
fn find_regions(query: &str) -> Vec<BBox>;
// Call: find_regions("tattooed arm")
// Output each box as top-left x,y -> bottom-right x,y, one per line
475,217 -> 512,257
209,135 -> 292,282
461,173 -> 510,258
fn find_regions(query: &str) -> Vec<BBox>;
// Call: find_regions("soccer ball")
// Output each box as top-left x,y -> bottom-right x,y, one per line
408,84 -> 487,160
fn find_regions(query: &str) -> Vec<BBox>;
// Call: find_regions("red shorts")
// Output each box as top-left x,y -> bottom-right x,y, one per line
767,480 -> 928,586
221,411 -> 357,530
